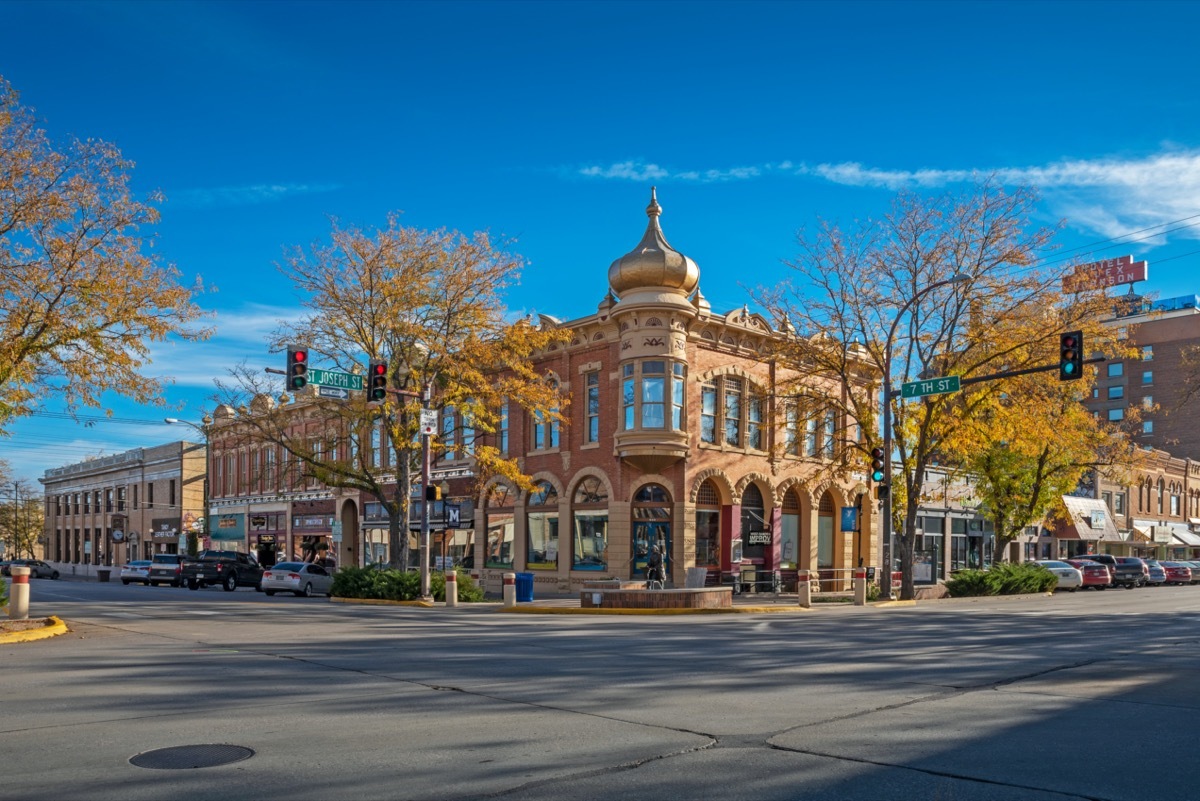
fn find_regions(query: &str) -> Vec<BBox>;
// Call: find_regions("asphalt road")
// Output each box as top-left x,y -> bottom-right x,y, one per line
3,578 -> 1199,800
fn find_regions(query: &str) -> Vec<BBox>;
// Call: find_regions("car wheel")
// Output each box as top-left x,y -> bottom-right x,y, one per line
254,583 -> 263,593
264,589 -> 276,596
122,579 -> 131,585
1068,587 -> 1077,592
187,579 -> 200,590
1097,586 -> 1106,590
223,573 -> 238,592
51,571 -> 60,580
297,582 -> 312,598
149,582 -> 159,587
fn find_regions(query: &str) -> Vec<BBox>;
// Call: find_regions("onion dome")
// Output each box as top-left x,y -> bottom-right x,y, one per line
607,188 -> 700,300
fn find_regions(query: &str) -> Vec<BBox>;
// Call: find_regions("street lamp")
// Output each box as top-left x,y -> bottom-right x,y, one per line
165,415 -> 213,557
879,274 -> 970,601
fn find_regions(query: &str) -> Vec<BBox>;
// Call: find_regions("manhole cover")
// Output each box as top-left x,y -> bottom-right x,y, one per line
130,744 -> 255,770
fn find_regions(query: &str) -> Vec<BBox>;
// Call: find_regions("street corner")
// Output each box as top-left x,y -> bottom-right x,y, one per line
0,615 -> 69,644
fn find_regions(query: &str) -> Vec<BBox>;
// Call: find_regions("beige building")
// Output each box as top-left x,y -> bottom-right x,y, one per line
40,441 -> 207,569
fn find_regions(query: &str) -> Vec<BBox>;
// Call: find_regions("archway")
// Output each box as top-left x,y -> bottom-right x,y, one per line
631,484 -> 672,581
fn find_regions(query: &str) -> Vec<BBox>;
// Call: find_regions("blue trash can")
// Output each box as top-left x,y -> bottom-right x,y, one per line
515,572 -> 535,602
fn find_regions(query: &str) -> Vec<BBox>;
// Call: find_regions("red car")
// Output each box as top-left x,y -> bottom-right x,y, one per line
1161,561 -> 1193,586
1066,559 -> 1112,590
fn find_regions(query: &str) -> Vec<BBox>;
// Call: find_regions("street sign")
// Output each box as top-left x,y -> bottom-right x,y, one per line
318,386 -> 350,400
308,368 -> 364,392
901,375 -> 961,399
420,409 -> 438,435
446,504 -> 460,527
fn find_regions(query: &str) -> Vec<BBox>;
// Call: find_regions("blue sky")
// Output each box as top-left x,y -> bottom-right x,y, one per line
3,0 -> 1200,486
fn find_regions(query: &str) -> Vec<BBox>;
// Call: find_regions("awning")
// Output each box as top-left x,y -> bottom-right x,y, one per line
1056,496 -> 1123,541
1173,530 -> 1200,547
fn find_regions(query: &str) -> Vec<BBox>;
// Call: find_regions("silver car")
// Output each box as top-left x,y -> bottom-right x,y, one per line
120,560 -> 153,585
260,562 -> 334,597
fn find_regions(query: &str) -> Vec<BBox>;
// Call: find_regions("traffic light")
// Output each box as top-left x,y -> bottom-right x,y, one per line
1059,331 -> 1083,381
368,359 -> 388,402
286,346 -> 308,391
870,447 -> 886,483
425,484 -> 441,501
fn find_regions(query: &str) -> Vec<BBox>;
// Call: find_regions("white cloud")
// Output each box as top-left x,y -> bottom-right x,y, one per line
575,150 -> 1200,240
167,183 -> 342,209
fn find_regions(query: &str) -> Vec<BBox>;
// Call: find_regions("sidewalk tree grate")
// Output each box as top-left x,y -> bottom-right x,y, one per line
130,744 -> 255,770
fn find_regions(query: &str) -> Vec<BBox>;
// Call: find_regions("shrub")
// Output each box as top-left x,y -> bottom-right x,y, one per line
945,563 -> 1057,597
331,566 -> 485,602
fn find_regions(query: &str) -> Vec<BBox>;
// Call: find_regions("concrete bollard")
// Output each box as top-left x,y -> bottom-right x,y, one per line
445,570 -> 458,608
502,572 -> 516,608
8,565 -> 31,620
797,570 -> 812,608
853,568 -> 867,606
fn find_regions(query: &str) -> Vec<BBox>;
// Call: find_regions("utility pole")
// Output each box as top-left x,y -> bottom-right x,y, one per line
419,381 -> 434,601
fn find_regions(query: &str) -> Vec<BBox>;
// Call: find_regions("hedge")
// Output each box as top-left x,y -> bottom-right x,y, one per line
945,563 -> 1058,597
331,566 -> 486,602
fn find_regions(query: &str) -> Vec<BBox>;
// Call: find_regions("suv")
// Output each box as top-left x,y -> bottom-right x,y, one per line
1113,556 -> 1149,589
148,554 -> 186,587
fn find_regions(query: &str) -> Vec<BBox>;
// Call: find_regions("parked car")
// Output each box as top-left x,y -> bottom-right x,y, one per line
1143,559 -> 1167,586
1075,553 -> 1117,580
260,562 -> 335,597
148,554 -> 187,587
1035,560 -> 1082,592
1065,559 -> 1112,590
182,550 -> 264,591
1161,561 -> 1193,585
1182,561 -> 1200,584
120,560 -> 153,585
1,559 -> 60,579
1112,557 -> 1148,589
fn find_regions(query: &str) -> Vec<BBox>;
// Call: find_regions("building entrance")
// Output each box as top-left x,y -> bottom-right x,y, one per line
632,521 -> 670,580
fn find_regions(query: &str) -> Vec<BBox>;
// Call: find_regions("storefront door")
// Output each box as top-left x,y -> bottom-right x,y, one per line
632,521 -> 671,580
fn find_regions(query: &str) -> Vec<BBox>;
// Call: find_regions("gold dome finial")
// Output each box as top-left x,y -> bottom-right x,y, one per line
608,188 -> 699,301
647,186 -> 661,219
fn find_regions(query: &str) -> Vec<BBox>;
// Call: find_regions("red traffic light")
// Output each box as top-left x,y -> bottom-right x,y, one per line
371,362 -> 387,376
291,350 -> 307,363
287,346 -> 308,390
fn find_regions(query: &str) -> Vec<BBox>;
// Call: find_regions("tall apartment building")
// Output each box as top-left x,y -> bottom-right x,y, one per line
39,441 -> 207,567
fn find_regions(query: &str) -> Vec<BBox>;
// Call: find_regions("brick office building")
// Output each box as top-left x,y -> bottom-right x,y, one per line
40,441 -> 206,569
467,190 -> 875,596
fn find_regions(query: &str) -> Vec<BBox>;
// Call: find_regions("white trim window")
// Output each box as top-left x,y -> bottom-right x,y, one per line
623,361 -> 687,433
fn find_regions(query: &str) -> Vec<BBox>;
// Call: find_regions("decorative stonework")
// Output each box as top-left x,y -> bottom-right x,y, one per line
734,472 -> 774,501
689,468 -> 735,504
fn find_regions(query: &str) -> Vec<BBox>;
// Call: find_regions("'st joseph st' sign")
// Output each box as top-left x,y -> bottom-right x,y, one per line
308,368 -> 364,392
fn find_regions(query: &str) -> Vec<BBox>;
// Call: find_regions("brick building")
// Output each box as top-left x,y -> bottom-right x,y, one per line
467,190 -> 874,596
39,441 -> 206,569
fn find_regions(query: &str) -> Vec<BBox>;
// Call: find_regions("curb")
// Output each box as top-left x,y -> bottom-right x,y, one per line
498,605 -> 810,615
872,600 -> 918,608
329,597 -> 436,608
0,616 -> 69,644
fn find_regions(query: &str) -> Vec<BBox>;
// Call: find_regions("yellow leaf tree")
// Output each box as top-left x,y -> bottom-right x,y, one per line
0,77 -> 209,431
214,215 -> 568,576
758,180 -> 1117,599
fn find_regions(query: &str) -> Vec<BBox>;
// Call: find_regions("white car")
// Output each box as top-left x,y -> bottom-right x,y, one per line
1036,560 -> 1083,592
260,562 -> 334,597
120,560 -> 153,585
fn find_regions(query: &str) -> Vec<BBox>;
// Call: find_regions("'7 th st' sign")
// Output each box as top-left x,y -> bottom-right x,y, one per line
901,375 -> 961,399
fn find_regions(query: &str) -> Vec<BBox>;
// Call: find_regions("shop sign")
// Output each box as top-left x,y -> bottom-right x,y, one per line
1063,255 -> 1148,293
152,518 -> 181,539
249,515 -> 268,531
746,531 -> 771,546
841,507 -> 858,532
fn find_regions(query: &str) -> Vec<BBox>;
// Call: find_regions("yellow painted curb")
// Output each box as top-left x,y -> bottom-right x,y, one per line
0,616 -> 69,644
329,597 -> 435,608
872,600 -> 918,608
498,605 -> 809,615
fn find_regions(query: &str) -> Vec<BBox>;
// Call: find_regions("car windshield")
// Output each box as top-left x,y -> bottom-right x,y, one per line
269,562 -> 305,571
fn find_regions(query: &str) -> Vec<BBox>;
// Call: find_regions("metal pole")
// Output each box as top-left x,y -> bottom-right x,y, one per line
419,382 -> 433,600
880,360 -> 894,601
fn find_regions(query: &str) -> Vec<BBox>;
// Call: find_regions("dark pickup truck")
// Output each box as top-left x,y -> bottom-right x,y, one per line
182,550 -> 265,592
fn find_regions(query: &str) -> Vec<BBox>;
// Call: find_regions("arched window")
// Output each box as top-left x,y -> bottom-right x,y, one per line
632,484 -> 672,578
485,483 -> 515,569
740,484 -> 768,560
780,489 -> 801,569
526,481 -> 559,570
695,480 -> 721,568
572,476 -> 609,571
1158,478 -> 1165,515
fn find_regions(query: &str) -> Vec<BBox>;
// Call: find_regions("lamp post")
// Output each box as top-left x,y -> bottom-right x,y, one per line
418,381 -> 435,601
165,415 -> 213,558
879,274 -> 970,601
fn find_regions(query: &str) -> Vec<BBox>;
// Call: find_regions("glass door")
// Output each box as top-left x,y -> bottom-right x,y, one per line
632,521 -> 671,580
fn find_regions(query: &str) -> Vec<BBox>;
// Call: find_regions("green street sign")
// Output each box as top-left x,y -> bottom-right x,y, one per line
901,375 -> 961,399
308,368 -> 364,392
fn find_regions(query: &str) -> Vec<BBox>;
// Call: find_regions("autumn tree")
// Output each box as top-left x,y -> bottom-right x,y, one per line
0,77 -> 209,433
757,180 -> 1119,600
943,365 -> 1139,562
215,215 -> 567,577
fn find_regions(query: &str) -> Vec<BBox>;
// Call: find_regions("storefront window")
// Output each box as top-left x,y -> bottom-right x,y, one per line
526,481 -> 559,570
485,484 -> 515,569
632,484 -> 671,579
740,483 -> 767,561
695,480 -> 721,568
572,476 -> 608,571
